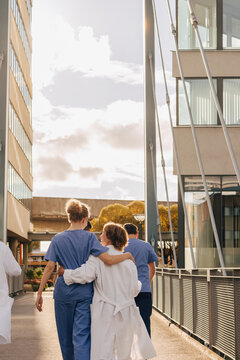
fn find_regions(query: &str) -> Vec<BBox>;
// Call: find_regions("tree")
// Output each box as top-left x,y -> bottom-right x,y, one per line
90,201 -> 178,233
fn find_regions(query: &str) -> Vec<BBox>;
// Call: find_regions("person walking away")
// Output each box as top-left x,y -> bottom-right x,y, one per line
58,222 -> 156,360
0,241 -> 22,344
123,223 -> 158,336
35,199 -> 134,360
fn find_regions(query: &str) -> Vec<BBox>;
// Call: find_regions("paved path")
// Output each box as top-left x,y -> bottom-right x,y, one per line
0,292 -> 222,360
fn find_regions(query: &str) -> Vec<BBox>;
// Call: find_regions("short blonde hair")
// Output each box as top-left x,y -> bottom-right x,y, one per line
103,222 -> 128,251
65,199 -> 90,222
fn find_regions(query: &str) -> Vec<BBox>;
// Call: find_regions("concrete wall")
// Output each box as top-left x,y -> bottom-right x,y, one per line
172,50 -> 240,78
173,126 -> 240,175
7,193 -> 30,240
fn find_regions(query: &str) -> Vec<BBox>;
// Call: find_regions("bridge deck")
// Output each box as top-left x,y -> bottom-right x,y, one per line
0,292 -> 221,360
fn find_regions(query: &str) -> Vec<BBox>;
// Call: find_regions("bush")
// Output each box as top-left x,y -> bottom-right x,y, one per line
34,267 -> 44,279
25,269 -> 35,279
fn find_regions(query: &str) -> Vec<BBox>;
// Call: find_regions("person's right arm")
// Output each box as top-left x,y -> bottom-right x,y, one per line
63,255 -> 97,286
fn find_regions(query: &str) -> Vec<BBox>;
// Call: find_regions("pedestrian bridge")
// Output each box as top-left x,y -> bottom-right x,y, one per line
0,292 -> 221,360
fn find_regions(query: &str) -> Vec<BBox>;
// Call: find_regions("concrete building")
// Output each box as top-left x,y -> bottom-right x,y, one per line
0,0 -> 33,269
173,0 -> 240,268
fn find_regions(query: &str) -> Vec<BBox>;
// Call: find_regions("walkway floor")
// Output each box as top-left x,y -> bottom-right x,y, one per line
0,292 -> 222,360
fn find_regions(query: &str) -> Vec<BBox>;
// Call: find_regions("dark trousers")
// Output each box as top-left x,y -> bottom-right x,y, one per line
135,292 -> 152,337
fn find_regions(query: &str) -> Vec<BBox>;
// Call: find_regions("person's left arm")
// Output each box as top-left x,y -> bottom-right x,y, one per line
90,233 -> 135,265
148,244 -> 158,283
148,262 -> 156,283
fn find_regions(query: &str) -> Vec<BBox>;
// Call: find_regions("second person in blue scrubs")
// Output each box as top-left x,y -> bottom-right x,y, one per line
35,199 -> 134,360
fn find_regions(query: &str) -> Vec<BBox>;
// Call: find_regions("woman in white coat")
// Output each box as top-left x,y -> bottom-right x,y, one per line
58,223 -> 156,360
0,241 -> 22,344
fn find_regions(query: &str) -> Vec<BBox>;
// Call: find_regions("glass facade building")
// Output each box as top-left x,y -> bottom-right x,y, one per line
174,0 -> 240,268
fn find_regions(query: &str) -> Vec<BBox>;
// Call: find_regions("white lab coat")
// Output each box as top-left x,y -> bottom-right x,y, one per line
64,245 -> 156,360
0,242 -> 21,344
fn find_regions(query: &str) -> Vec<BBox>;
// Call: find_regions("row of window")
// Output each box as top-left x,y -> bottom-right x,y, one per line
9,102 -> 32,170
9,44 -> 32,117
11,0 -> 31,63
8,163 -> 32,210
178,0 -> 240,49
25,0 -> 32,24
178,78 -> 240,125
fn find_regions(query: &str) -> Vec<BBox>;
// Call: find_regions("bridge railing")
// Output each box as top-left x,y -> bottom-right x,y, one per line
7,265 -> 25,296
152,268 -> 240,360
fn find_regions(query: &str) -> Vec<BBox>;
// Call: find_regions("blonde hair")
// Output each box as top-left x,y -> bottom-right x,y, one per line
65,199 -> 90,222
103,222 -> 128,251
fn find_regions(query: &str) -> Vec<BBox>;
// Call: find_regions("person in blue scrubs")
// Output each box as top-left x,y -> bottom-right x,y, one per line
35,199 -> 133,360
123,223 -> 158,336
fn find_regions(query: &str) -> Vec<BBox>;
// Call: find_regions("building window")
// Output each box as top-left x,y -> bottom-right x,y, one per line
223,0 -> 240,48
7,162 -> 32,210
11,0 -> 31,63
178,78 -> 240,125
223,79 -> 240,125
9,103 -> 32,172
9,44 -> 32,118
184,175 -> 240,266
178,0 -> 240,49
178,79 -> 217,125
178,0 -> 217,49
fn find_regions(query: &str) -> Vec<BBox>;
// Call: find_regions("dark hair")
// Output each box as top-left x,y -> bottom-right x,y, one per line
123,223 -> 138,235
84,221 -> 92,231
65,199 -> 89,222
103,222 -> 128,251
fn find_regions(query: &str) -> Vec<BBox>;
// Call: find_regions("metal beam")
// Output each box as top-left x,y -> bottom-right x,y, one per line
0,0 -> 10,243
144,0 -> 158,252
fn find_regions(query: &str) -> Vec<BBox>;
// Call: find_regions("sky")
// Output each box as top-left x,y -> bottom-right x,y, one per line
32,0 -> 177,201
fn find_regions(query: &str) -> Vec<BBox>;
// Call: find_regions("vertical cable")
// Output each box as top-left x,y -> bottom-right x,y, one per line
149,143 -> 165,268
149,53 -> 178,268
152,0 -> 196,268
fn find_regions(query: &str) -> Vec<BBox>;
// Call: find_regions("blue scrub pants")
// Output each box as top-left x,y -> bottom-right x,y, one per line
54,298 -> 91,360
135,292 -> 152,337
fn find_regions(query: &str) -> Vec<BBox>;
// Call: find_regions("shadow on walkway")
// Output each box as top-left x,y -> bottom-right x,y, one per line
0,292 -> 221,360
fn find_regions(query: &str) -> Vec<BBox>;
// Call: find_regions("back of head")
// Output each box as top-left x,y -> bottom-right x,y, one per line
103,222 -> 128,251
123,223 -> 138,235
65,199 -> 90,222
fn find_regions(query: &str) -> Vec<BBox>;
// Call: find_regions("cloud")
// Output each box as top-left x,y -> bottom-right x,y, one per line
96,123 -> 143,149
37,157 -> 73,181
42,70 -> 143,108
78,167 -> 104,179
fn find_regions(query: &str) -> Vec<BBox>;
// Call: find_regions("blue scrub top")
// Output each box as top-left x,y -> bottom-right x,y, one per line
45,230 -> 108,301
124,238 -> 158,293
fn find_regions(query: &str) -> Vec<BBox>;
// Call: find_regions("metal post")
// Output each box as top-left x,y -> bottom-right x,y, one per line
144,0 -> 158,251
0,0 -> 10,243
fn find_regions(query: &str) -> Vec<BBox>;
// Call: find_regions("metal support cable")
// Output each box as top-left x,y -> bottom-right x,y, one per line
152,0 -> 196,268
149,142 -> 165,268
165,0 -> 226,275
149,54 -> 178,269
186,0 -> 240,186
0,54 -> 3,70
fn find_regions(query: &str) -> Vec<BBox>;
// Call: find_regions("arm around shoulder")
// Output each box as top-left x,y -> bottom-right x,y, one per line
98,251 -> 134,265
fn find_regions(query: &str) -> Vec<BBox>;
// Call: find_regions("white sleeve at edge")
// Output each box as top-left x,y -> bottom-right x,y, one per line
4,246 -> 22,276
